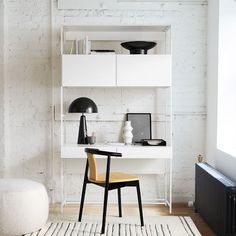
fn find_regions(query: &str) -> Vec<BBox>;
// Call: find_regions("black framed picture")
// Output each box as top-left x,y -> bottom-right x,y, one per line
126,113 -> 152,143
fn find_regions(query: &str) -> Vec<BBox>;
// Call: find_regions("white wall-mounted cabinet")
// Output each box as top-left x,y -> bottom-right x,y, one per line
117,55 -> 171,87
62,54 -> 172,87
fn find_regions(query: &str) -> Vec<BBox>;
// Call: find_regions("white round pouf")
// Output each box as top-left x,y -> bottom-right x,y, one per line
0,179 -> 49,236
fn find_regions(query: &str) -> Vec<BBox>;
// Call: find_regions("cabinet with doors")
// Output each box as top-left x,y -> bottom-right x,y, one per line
61,25 -> 172,87
62,54 -> 171,87
60,25 -> 173,212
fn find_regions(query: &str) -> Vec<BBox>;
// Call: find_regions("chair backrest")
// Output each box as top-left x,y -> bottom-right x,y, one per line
87,152 -> 97,181
85,148 -> 122,181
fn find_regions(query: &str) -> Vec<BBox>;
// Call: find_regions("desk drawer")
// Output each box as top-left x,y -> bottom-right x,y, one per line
61,145 -> 116,159
117,146 -> 172,159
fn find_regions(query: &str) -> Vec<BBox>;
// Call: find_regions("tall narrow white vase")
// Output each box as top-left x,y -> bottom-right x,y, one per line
123,121 -> 133,145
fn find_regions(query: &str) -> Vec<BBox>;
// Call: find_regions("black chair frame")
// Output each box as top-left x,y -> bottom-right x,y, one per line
78,148 -> 144,234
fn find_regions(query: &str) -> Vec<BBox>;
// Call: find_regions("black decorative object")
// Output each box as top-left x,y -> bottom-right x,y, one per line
90,50 -> 115,53
68,97 -> 98,144
121,41 -> 157,54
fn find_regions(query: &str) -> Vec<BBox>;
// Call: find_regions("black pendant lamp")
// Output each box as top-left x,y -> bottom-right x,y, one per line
68,97 -> 98,144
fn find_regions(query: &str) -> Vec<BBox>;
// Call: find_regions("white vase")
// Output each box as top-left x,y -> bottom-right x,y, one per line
123,121 -> 133,145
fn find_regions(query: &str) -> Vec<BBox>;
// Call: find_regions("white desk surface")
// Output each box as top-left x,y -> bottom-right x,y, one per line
61,143 -> 172,159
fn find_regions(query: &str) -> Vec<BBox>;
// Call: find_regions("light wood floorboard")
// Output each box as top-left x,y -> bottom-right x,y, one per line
50,203 -> 216,236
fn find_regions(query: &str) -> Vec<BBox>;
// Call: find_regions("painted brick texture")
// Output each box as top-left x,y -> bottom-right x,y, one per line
1,1 -> 207,203
52,2 -> 207,202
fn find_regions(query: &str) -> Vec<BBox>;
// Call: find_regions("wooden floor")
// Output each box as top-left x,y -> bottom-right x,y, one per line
50,203 -> 216,236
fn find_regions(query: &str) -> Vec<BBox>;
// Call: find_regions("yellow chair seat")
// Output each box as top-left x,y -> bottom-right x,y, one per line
89,172 -> 139,183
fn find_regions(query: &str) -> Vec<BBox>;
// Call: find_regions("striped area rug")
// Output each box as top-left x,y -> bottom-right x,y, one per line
24,216 -> 201,236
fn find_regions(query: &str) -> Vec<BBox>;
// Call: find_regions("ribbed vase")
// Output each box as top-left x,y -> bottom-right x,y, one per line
123,121 -> 133,145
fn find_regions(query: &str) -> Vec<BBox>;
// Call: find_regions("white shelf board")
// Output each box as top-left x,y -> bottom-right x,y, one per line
62,25 -> 169,42
62,25 -> 170,32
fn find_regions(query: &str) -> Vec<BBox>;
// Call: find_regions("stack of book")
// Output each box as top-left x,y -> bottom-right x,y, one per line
71,36 -> 116,55
76,36 -> 90,54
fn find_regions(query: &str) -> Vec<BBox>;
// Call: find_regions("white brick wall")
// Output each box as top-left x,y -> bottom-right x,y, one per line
0,0 -> 207,203
52,2 -> 207,202
4,0 -> 51,184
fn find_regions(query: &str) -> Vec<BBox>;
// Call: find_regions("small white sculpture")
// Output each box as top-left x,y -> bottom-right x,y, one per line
123,121 -> 133,145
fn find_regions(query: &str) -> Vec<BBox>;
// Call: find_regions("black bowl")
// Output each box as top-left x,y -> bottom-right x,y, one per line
121,41 -> 157,54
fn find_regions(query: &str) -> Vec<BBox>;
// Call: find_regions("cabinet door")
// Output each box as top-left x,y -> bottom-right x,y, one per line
117,55 -> 171,87
62,55 -> 116,86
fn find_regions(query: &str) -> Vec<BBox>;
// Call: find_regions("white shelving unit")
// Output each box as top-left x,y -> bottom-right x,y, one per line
60,25 -> 173,213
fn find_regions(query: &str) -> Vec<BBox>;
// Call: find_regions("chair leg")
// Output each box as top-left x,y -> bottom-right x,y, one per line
101,187 -> 109,234
78,180 -> 87,222
78,160 -> 89,222
117,188 -> 122,217
136,181 -> 144,226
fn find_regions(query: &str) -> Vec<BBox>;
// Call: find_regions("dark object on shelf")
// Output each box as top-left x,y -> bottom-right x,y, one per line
90,50 -> 115,53
87,135 -> 96,145
126,113 -> 151,143
121,41 -> 157,54
68,97 -> 98,144
141,139 -> 166,146
195,163 -> 236,236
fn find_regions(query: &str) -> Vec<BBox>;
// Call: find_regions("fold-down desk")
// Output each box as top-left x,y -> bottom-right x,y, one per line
60,143 -> 172,213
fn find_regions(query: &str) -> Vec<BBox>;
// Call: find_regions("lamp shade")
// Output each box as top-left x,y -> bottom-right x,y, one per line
68,97 -> 98,114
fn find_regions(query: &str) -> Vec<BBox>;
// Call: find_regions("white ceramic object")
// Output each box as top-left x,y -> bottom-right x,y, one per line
123,121 -> 133,145
0,179 -> 49,236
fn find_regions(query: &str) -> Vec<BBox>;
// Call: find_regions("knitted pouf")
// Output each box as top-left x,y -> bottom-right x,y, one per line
0,179 -> 49,235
